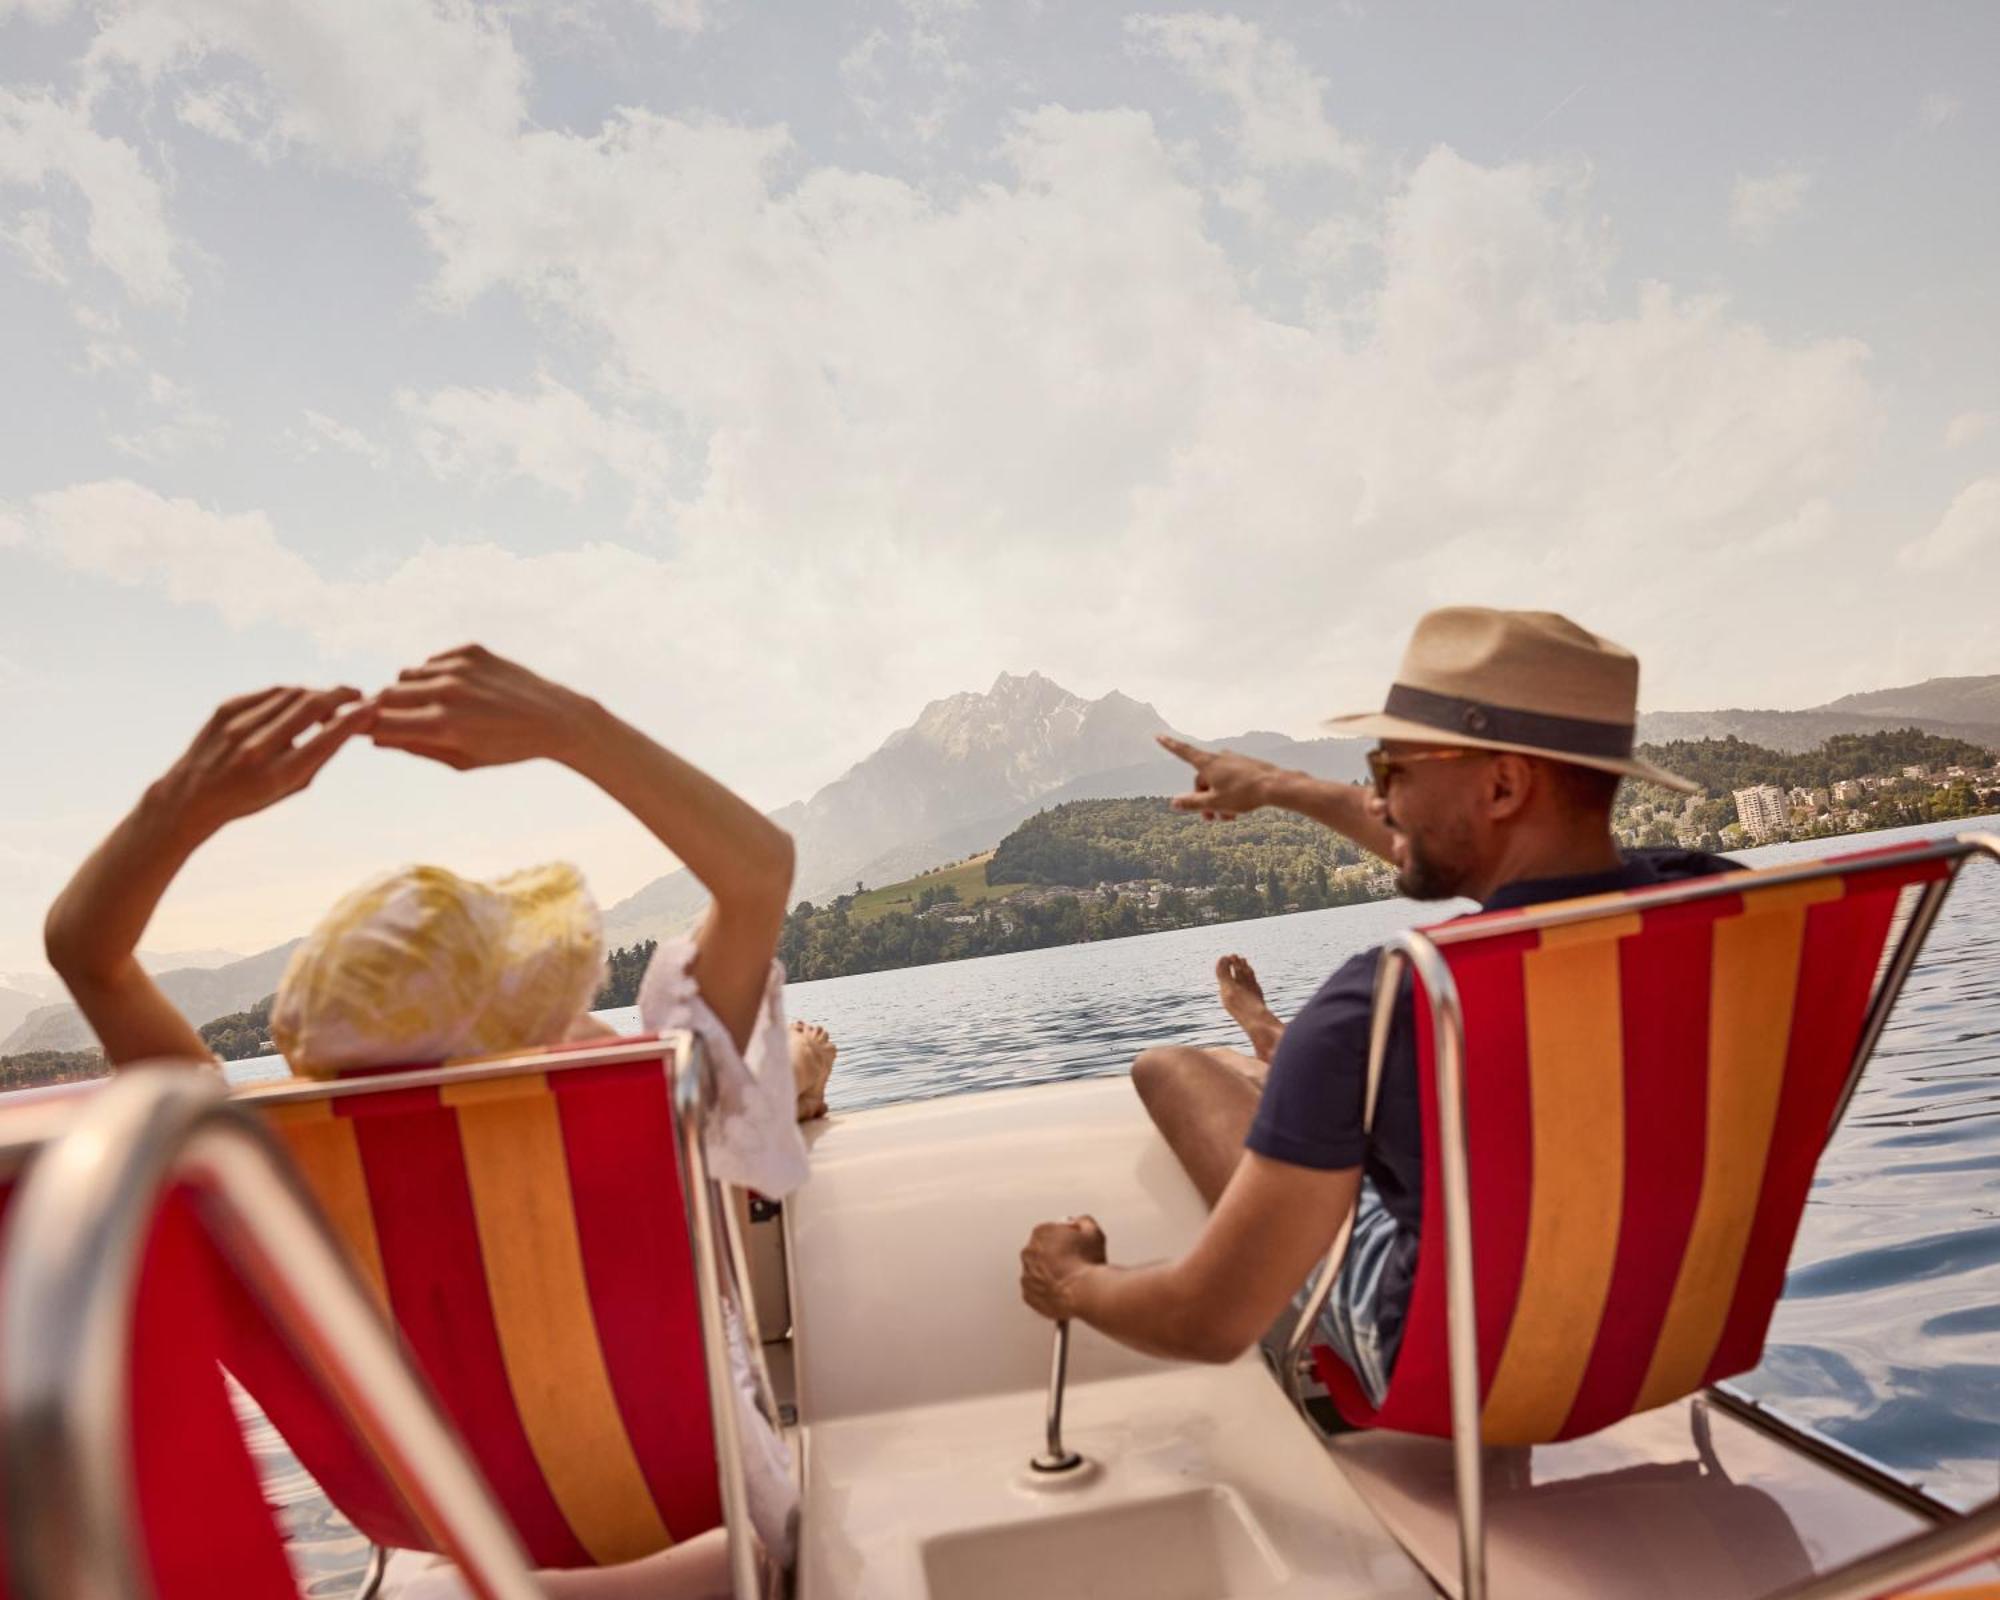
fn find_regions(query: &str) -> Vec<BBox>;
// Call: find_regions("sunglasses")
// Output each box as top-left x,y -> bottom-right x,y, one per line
1365,745 -> 1481,799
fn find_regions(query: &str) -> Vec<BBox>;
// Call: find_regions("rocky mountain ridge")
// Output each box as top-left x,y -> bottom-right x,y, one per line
597,672 -> 1372,947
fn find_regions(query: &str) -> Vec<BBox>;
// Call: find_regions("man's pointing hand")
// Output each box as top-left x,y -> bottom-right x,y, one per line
1159,734 -> 1282,822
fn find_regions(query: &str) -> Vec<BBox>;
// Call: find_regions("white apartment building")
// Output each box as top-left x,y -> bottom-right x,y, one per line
1832,779 -> 1864,804
1733,783 -> 1790,840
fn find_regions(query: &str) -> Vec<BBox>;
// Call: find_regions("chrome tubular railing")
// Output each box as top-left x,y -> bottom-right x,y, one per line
1764,1496 -> 2000,1600
0,1066 -> 544,1600
671,1035 -> 784,1600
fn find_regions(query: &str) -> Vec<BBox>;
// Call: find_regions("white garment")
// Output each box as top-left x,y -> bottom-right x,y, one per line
636,938 -> 803,1564
637,938 -> 809,1197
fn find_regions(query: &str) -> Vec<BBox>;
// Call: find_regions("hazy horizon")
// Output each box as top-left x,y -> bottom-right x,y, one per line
4,1 -> 1997,971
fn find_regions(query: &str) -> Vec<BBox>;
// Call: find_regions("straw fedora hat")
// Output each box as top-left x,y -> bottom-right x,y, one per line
1326,607 -> 1697,794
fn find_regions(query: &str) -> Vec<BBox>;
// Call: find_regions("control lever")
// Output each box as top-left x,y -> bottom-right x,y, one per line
1029,1320 -> 1084,1474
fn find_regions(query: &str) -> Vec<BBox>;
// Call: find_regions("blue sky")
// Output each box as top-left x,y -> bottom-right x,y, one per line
2,0 -> 1996,969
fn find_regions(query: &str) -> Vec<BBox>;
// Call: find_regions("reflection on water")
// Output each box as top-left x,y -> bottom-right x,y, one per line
252,816 -> 2000,1583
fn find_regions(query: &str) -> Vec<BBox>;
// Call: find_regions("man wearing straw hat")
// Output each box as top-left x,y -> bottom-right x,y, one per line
1020,607 -> 1733,1401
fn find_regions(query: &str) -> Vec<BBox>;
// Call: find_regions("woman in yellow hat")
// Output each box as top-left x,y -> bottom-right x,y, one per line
43,645 -> 831,1595
43,642 -> 824,1099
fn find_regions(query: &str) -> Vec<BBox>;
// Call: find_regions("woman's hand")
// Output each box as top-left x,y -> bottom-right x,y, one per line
375,641 -> 795,1054
46,682 -> 373,1067
154,685 -> 375,837
372,644 -> 596,770
1020,1216 -> 1108,1321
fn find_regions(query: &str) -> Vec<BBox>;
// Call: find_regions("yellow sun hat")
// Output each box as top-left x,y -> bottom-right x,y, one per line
269,862 -> 606,1080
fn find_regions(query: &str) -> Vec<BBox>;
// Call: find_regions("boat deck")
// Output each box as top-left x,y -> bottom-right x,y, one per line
779,1074 -> 1995,1599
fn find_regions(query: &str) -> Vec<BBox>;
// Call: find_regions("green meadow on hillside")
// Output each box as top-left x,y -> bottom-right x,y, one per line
846,853 -> 1025,924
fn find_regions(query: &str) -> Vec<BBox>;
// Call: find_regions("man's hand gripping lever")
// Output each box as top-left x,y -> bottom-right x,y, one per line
1020,1215 -> 1104,1476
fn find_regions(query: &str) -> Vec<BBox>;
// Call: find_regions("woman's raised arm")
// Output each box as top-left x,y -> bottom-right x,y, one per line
371,646 -> 792,1052
45,686 -> 374,1067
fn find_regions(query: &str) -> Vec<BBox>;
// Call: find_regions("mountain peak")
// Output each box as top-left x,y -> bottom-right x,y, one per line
989,669 -> 1056,694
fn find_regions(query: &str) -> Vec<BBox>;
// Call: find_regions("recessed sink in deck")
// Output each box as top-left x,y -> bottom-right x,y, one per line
921,1487 -> 1287,1600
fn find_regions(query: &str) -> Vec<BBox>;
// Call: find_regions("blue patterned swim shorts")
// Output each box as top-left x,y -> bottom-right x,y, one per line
1303,1178 -> 1408,1408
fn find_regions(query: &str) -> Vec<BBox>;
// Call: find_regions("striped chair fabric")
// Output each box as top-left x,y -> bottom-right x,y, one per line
0,1173 -> 299,1600
1314,842 -> 1956,1445
230,1038 -> 720,1569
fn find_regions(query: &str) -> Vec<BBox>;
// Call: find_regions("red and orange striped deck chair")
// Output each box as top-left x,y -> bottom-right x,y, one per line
228,1031 -> 772,1598
1281,832 -> 2000,1600
0,1069 -> 541,1600
0,1088 -> 296,1600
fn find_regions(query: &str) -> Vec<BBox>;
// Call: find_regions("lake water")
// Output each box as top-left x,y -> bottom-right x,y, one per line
245,814 -> 1999,1587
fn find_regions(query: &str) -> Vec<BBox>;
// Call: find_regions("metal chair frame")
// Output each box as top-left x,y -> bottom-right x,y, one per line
1279,831 -> 2000,1600
3,1029 -> 782,1600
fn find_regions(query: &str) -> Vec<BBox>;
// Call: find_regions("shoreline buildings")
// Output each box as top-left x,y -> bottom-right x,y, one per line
1734,783 -> 1791,841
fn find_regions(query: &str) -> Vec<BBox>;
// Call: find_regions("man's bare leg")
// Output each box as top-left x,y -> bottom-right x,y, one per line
1132,1045 -> 1262,1207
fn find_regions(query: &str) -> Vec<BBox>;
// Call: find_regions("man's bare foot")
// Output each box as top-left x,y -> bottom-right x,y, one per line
789,1020 -> 837,1120
1216,954 -> 1284,1063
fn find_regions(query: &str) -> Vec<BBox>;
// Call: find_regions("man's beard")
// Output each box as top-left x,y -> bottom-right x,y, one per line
1394,822 -> 1475,901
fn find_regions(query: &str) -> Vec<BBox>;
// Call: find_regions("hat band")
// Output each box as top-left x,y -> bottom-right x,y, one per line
1382,683 -> 1633,760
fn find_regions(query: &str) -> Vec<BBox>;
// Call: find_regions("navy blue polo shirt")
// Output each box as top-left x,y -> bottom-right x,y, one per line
1245,848 -> 1739,1348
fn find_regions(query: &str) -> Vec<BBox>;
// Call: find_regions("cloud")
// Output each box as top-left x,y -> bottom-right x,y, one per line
837,0 -> 974,149
175,81 -> 282,156
9,107 -> 1886,755
1,3 -> 1919,762
0,206 -> 68,285
15,481 -> 325,628
1944,411 -> 1995,450
1901,477 -> 2000,572
1730,167 -> 1811,242
0,88 -> 186,305
1919,90 -> 1961,131
111,413 -> 227,461
637,0 -> 704,33
399,379 -> 674,519
108,372 -> 227,460
82,0 -> 527,172
290,408 -> 389,466
1126,11 -> 1364,174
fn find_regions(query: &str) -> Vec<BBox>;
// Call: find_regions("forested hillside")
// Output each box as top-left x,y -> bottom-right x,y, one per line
1632,729 -> 1990,796
779,797 -> 1390,981
988,797 -> 1368,889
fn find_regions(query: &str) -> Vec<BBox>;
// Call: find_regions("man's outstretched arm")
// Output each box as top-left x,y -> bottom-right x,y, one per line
1158,735 -> 1396,863
1020,1152 -> 1360,1364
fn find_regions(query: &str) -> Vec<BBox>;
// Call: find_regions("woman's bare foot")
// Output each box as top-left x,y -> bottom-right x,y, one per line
789,1020 -> 837,1120
1215,955 -> 1284,1063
